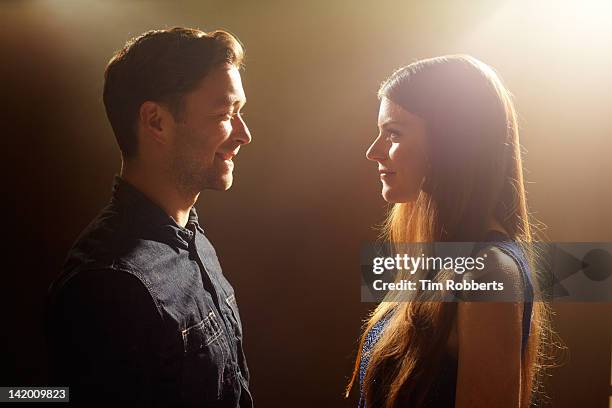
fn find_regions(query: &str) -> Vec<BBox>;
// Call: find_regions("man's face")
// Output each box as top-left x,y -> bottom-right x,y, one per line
170,63 -> 251,194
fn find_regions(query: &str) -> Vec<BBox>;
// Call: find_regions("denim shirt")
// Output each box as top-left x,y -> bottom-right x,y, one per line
46,176 -> 253,407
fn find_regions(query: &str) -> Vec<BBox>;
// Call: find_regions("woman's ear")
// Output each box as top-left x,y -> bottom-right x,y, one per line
421,162 -> 434,193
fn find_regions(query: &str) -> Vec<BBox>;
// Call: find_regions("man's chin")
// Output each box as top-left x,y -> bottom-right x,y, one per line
206,175 -> 233,191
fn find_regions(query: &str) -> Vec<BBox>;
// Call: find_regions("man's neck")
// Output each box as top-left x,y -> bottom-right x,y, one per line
120,162 -> 199,228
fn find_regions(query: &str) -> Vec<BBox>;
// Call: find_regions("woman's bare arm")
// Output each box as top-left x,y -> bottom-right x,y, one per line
455,247 -> 526,408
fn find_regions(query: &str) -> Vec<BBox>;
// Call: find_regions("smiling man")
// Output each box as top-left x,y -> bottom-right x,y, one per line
46,28 -> 252,407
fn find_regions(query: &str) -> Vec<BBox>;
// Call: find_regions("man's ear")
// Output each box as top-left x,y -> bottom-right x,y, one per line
138,101 -> 174,145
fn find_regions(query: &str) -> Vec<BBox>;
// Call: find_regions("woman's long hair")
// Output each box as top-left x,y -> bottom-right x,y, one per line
346,55 -> 550,407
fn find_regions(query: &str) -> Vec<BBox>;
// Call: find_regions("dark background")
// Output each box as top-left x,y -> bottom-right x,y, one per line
2,1 -> 611,407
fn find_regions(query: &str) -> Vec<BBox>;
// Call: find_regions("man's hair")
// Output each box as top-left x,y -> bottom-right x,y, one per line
103,27 -> 244,159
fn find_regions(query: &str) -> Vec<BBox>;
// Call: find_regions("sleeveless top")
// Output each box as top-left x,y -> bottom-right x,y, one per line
358,231 -> 534,408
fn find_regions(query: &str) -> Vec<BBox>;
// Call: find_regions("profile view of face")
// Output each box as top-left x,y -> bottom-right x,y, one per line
366,97 -> 428,203
170,62 -> 251,193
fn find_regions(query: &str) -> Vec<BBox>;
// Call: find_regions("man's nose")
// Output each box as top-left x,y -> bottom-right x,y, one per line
233,114 -> 252,145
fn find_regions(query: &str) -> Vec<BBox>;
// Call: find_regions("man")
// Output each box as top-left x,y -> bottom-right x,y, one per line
46,27 -> 253,407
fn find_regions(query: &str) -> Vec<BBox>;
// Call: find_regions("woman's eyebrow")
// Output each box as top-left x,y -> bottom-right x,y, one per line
379,120 -> 405,129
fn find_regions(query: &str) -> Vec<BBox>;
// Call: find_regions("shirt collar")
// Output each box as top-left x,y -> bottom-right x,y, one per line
110,175 -> 203,239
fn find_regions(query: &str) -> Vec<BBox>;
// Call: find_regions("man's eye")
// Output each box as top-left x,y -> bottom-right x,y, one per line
221,111 -> 245,121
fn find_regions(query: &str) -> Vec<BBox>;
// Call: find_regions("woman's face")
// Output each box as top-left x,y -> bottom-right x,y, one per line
366,97 -> 429,203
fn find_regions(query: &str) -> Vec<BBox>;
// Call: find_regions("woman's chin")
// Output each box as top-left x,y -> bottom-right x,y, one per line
382,189 -> 400,203
382,187 -> 414,204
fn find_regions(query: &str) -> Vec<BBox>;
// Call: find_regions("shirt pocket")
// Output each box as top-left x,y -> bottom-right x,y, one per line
180,310 -> 231,402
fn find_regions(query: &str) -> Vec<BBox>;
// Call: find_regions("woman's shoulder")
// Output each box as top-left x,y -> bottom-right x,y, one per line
480,229 -> 530,276
477,245 -> 524,285
460,235 -> 531,302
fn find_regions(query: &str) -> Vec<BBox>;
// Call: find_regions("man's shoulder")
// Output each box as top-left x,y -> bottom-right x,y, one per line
60,202 -> 123,268
62,201 -> 170,280
51,199 -> 159,313
47,266 -> 162,327
50,266 -> 149,303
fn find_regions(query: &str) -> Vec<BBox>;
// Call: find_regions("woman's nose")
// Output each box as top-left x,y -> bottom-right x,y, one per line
366,135 -> 387,162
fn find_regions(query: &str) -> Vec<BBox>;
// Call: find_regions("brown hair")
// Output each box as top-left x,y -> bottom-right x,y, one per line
347,55 -> 550,407
103,27 -> 244,159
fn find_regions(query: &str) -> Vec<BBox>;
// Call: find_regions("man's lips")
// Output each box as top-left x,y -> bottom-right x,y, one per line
378,169 -> 396,176
216,151 -> 238,161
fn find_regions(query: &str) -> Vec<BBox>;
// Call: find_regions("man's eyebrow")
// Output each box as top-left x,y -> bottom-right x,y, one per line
213,95 -> 246,109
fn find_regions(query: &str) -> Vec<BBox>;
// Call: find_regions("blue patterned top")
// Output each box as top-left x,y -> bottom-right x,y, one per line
358,233 -> 534,408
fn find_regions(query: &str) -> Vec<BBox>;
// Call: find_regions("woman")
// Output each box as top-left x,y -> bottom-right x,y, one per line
346,55 -> 548,407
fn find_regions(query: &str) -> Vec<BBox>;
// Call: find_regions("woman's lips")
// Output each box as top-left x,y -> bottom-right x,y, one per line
379,170 -> 396,178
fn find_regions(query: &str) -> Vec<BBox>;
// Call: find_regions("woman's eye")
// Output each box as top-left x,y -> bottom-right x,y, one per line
388,131 -> 402,142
